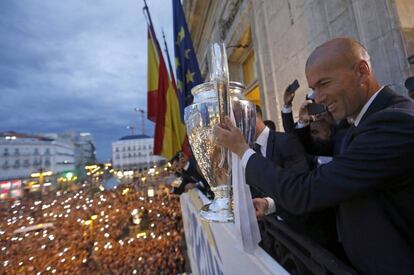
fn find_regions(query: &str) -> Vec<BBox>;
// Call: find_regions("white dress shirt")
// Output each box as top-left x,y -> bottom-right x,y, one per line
241,127 -> 276,215
255,126 -> 269,156
353,86 -> 383,126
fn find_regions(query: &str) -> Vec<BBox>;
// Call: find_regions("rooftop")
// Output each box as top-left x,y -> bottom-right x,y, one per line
118,134 -> 152,141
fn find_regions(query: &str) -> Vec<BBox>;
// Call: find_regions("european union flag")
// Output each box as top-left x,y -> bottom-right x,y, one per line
172,0 -> 203,113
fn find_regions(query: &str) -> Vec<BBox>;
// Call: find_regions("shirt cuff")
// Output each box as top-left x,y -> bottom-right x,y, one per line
196,181 -> 205,188
281,106 -> 292,113
296,121 -> 309,128
241,148 -> 255,169
264,197 -> 276,215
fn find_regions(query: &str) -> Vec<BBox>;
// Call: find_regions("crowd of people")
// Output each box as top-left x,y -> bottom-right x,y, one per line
0,182 -> 186,274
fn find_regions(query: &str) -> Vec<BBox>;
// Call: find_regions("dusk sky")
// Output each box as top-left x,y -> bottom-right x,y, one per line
0,0 -> 175,161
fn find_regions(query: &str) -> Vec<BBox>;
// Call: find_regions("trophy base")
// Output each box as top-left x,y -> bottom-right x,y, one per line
199,186 -> 234,223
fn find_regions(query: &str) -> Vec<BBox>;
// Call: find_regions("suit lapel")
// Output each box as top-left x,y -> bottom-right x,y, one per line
340,87 -> 395,153
358,86 -> 395,126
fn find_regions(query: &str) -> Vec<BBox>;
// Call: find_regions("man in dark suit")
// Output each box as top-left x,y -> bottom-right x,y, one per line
253,106 -> 338,248
214,38 -> 414,274
250,105 -> 309,206
170,152 -> 214,199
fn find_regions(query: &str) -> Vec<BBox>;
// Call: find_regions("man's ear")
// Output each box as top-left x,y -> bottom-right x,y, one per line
357,60 -> 370,83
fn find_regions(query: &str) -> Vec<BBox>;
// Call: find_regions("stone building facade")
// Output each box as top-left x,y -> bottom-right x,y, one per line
183,0 -> 414,129
0,132 -> 75,181
112,135 -> 165,171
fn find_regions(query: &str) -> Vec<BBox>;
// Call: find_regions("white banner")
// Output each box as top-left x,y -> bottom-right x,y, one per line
180,190 -> 288,275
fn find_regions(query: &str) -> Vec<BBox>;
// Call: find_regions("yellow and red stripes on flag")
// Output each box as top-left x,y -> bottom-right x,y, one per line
147,29 -> 159,123
147,26 -> 187,160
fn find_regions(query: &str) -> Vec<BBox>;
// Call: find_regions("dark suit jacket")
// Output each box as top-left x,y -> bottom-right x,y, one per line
265,130 -> 309,173
281,111 -> 296,133
250,130 -> 309,198
253,130 -> 338,247
172,158 -> 214,199
246,87 -> 414,274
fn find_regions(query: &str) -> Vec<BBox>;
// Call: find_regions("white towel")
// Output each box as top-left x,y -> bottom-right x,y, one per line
230,110 -> 261,253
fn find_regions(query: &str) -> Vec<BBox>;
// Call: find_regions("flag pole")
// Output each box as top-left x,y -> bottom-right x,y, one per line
162,29 -> 177,90
143,0 -> 161,52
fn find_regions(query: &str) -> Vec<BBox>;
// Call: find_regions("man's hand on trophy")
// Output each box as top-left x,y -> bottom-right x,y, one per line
214,116 -> 250,158
252,198 -> 269,220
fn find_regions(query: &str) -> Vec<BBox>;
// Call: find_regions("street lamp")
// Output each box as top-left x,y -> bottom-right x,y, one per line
134,108 -> 146,135
126,125 -> 136,135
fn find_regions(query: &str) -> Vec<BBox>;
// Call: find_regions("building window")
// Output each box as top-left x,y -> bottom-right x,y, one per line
33,159 -> 41,167
128,153 -> 132,158
3,148 -> 9,156
2,160 -> 10,169
44,158 -> 51,167
143,145 -> 147,150
23,159 -> 30,168
128,146 -> 131,151
122,147 -> 126,152
116,148 -> 119,152
116,154 -> 120,160
45,148 -> 51,155
14,148 -> 20,156
13,159 -> 20,169
34,148 -> 39,155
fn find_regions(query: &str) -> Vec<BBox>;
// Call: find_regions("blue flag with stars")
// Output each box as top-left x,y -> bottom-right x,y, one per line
173,0 -> 203,112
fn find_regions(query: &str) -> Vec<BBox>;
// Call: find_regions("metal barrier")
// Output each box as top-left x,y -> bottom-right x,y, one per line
259,217 -> 357,275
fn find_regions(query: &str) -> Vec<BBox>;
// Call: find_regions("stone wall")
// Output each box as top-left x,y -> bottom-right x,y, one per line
184,0 -> 413,130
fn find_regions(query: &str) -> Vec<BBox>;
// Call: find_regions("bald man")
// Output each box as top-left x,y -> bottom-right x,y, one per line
214,38 -> 414,274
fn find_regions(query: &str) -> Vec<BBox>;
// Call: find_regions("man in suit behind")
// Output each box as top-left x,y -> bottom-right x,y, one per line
253,106 -> 338,248
170,152 -> 214,199
250,105 -> 309,200
214,37 -> 414,274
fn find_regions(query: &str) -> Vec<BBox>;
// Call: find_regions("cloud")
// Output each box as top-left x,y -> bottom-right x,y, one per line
0,0 -> 174,160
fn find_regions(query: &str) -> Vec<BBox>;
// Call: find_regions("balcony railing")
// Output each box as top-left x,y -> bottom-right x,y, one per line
259,217 -> 357,275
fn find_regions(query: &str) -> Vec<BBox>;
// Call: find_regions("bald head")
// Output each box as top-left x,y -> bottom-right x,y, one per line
306,38 -> 371,72
304,38 -> 380,121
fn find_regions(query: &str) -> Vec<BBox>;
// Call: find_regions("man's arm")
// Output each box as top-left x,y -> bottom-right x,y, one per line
281,110 -> 296,133
278,133 -> 310,173
245,111 -> 414,214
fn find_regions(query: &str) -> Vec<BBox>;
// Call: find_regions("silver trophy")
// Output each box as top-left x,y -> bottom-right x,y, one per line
184,43 -> 256,223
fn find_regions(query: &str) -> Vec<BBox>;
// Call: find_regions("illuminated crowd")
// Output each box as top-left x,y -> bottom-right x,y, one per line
0,182 -> 186,274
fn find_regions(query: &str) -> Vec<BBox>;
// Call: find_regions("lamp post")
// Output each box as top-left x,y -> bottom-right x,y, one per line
134,108 -> 146,135
126,125 -> 136,135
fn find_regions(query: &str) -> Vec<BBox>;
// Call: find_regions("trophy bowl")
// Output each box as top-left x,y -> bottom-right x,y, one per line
184,81 -> 255,222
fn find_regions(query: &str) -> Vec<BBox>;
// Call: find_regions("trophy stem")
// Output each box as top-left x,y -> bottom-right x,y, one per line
199,185 -> 234,223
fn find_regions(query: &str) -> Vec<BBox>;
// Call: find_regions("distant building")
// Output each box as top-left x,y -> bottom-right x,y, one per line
112,135 -> 165,171
58,132 -> 97,181
0,131 -> 75,181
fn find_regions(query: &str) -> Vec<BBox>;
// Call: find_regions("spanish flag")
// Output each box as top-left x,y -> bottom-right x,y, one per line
147,25 -> 187,160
